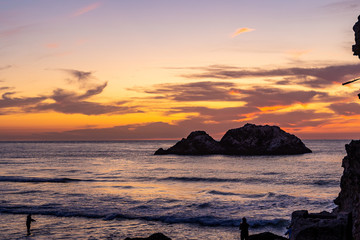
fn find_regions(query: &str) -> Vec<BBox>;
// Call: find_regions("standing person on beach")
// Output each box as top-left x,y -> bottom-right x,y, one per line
26,214 -> 36,235
239,217 -> 249,240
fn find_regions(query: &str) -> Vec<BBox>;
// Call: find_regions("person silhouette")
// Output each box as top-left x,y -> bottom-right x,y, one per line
26,214 -> 36,235
239,217 -> 249,240
285,223 -> 292,239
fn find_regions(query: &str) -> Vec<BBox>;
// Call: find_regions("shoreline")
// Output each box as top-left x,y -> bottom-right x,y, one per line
0,212 -> 289,239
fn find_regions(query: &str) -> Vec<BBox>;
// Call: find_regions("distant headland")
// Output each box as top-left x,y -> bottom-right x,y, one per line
154,123 -> 312,156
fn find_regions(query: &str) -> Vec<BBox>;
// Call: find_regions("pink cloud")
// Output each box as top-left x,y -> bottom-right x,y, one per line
45,43 -> 59,49
231,27 -> 255,38
286,49 -> 312,59
0,25 -> 28,39
73,2 -> 102,17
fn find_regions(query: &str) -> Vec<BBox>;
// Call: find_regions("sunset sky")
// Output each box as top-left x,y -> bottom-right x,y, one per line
1,0 -> 360,140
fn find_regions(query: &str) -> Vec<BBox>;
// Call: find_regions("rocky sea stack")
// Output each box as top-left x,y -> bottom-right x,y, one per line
155,123 -> 311,155
289,140 -> 360,239
154,130 -> 225,155
220,123 -> 311,155
334,140 -> 360,239
125,232 -> 172,240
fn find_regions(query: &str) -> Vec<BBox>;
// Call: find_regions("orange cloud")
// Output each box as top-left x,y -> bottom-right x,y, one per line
259,105 -> 288,112
73,2 -> 102,17
229,90 -> 240,95
231,27 -> 255,38
286,49 -> 312,59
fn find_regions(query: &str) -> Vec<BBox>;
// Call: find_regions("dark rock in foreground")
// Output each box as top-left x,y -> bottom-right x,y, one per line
124,232 -> 286,240
155,123 -> 311,155
334,140 -> 360,213
290,210 -> 351,240
290,140 -> 360,239
249,232 -> 287,240
124,232 -> 171,240
334,140 -> 360,239
353,15 -> 360,58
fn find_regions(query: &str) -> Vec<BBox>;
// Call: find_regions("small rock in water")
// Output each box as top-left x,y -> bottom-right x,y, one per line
154,130 -> 224,155
124,232 -> 171,240
249,232 -> 287,240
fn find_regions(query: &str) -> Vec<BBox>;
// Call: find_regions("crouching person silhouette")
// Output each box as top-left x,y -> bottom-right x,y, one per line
26,214 -> 36,235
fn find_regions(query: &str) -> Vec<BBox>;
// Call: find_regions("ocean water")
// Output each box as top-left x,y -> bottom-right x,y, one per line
0,140 -> 349,239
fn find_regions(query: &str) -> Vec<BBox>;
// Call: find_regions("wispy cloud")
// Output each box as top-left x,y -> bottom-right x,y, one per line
28,82 -> 139,115
73,2 -> 102,17
0,25 -> 31,39
235,87 -> 335,108
136,80 -> 339,109
0,91 -> 46,109
58,69 -> 98,88
286,49 -> 312,59
322,0 -> 360,11
251,110 -> 333,128
0,65 -> 12,71
0,69 -> 139,116
167,106 -> 259,123
31,97 -> 133,116
231,27 -> 255,38
45,43 -> 59,49
136,81 -> 242,102
181,64 -> 360,88
0,87 -> 11,92
62,69 -> 93,82
329,102 -> 360,115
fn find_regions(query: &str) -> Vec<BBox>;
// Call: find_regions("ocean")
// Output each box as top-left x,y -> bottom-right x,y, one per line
0,140 -> 348,239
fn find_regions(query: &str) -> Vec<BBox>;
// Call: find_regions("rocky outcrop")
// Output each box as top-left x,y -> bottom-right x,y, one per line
124,232 -> 171,240
154,131 -> 224,155
334,140 -> 360,212
334,140 -> 360,239
125,232 -> 286,240
290,140 -> 360,240
353,15 -> 360,57
220,124 -> 311,155
155,124 -> 311,155
249,232 -> 287,240
289,210 -> 351,240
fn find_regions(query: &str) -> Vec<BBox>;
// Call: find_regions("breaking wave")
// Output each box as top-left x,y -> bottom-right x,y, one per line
0,176 -> 86,183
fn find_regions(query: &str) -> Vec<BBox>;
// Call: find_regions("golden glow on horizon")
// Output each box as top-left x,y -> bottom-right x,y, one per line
0,110 -> 200,131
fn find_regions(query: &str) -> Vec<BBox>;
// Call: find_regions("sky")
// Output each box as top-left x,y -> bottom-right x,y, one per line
1,0 -> 360,140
